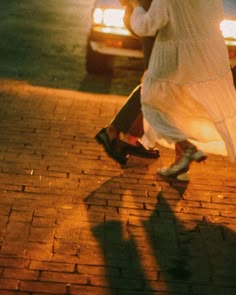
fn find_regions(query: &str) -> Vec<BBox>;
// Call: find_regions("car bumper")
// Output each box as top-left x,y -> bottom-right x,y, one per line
89,27 -> 236,70
89,40 -> 143,58
89,26 -> 143,58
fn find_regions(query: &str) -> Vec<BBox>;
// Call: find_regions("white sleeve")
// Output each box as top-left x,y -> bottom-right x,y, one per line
130,0 -> 169,36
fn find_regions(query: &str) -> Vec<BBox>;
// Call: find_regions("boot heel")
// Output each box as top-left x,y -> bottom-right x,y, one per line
192,150 -> 207,162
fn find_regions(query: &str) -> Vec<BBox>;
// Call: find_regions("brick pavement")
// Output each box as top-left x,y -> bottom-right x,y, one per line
0,79 -> 236,295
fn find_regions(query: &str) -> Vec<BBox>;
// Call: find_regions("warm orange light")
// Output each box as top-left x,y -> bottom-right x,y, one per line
93,8 -> 103,24
220,20 -> 236,39
228,49 -> 236,59
103,9 -> 125,27
93,8 -> 125,28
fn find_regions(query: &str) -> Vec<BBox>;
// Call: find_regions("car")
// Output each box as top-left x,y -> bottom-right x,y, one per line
86,0 -> 142,74
222,0 -> 236,85
86,0 -> 236,81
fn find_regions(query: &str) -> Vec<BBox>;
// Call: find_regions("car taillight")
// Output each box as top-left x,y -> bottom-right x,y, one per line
228,46 -> 236,59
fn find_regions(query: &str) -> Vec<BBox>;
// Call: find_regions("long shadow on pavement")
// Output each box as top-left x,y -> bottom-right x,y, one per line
84,171 -> 236,295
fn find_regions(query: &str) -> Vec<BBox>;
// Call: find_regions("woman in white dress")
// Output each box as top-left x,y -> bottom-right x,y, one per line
128,0 -> 236,176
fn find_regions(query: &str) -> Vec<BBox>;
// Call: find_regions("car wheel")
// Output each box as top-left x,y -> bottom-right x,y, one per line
86,44 -> 113,74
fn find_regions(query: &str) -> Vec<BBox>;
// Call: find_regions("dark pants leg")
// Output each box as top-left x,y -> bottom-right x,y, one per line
111,84 -> 143,137
127,112 -> 144,138
110,36 -> 156,139
231,66 -> 236,88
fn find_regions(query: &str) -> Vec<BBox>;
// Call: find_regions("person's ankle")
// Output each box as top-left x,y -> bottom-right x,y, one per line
120,133 -> 138,146
176,140 -> 196,152
106,125 -> 119,141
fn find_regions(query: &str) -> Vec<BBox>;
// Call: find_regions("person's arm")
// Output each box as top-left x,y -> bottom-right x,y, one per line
120,0 -> 140,37
129,0 -> 169,37
119,0 -> 128,4
129,0 -> 140,8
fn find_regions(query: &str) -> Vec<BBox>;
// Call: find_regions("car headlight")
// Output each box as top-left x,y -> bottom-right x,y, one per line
220,19 -> 236,39
93,8 -> 125,28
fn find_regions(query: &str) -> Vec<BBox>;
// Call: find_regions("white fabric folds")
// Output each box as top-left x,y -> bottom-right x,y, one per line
131,0 -> 236,161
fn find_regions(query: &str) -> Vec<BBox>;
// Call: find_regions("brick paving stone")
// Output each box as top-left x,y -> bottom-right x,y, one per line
0,257 -> 29,269
192,285 -> 236,295
70,285 -> 115,295
3,268 -> 39,280
0,278 -> 19,290
29,261 -> 75,273
40,271 -> 88,285
19,280 -> 68,294
0,292 -> 30,295
0,79 -> 236,295
25,242 -> 53,260
28,227 -> 55,243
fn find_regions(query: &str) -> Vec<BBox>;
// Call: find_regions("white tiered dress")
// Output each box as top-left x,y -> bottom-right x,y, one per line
130,0 -> 236,161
